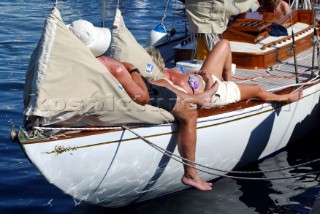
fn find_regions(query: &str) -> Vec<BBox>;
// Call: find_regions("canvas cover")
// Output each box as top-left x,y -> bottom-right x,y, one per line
107,9 -> 166,81
185,0 -> 256,34
23,7 -> 174,128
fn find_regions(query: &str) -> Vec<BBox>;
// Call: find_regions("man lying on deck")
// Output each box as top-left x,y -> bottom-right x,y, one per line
69,19 -> 219,191
146,39 -> 302,106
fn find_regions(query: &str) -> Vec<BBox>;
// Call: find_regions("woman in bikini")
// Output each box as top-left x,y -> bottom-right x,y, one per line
146,39 -> 302,106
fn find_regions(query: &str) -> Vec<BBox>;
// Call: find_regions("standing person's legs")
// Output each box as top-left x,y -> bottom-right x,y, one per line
200,39 -> 232,81
170,98 -> 212,191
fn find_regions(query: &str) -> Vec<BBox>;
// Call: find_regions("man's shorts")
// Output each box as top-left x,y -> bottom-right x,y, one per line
142,77 -> 177,112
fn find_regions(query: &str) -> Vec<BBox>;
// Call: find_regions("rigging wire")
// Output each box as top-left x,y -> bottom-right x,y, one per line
311,0 -> 319,77
182,1 -> 188,37
312,3 -> 316,73
314,0 -> 320,58
161,0 -> 171,24
101,0 -> 106,27
232,67 -> 318,82
289,0 -> 300,84
169,0 -> 178,38
272,75 -> 319,93
32,89 -> 320,182
172,0 -> 176,30
121,126 -> 320,180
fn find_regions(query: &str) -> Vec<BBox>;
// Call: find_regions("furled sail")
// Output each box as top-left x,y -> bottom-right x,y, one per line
23,7 -> 174,128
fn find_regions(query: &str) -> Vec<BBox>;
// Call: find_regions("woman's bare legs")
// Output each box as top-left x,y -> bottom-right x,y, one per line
237,83 -> 302,103
200,40 -> 302,103
200,39 -> 232,81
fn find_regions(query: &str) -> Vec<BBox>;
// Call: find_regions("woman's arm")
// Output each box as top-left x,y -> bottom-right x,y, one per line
197,70 -> 214,91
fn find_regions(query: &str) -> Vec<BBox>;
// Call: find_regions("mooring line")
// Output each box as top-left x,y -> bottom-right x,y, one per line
122,125 -> 320,180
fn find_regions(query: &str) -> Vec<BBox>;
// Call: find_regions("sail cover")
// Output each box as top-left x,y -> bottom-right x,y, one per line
185,0 -> 256,34
23,7 -> 174,128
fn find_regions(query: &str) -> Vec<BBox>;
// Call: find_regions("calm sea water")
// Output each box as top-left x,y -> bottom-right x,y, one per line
0,0 -> 319,213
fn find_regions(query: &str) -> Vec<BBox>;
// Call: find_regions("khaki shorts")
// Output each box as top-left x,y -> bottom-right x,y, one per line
210,75 -> 241,107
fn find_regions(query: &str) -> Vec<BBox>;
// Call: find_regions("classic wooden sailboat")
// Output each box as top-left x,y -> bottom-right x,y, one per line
12,1 -> 320,208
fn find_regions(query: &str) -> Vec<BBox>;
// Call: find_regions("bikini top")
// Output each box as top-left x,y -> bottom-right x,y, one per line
188,74 -> 200,94
175,65 -> 187,74
175,66 -> 200,93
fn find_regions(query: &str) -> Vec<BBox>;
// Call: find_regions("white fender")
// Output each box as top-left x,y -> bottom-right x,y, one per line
146,24 -> 168,47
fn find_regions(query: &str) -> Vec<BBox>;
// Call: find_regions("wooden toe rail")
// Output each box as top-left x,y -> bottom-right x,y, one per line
261,26 -> 313,50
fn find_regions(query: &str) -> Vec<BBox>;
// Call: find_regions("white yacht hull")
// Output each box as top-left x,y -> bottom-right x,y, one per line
20,82 -> 320,207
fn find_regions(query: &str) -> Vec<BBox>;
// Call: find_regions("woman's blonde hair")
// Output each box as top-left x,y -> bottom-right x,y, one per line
145,46 -> 165,73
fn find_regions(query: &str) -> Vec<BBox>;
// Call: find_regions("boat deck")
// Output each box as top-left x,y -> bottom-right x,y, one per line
233,47 -> 317,92
160,43 -> 318,93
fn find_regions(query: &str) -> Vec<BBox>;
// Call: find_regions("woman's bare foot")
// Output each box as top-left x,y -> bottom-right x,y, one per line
181,174 -> 212,191
287,91 -> 302,103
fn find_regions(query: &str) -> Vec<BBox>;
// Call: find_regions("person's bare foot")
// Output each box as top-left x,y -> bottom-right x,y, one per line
287,91 -> 302,103
198,81 -> 219,108
181,174 -> 212,191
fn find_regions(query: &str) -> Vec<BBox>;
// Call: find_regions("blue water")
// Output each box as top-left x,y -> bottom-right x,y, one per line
0,0 -> 319,213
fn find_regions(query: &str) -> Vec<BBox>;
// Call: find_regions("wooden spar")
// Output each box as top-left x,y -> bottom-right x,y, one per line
289,0 -> 299,83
